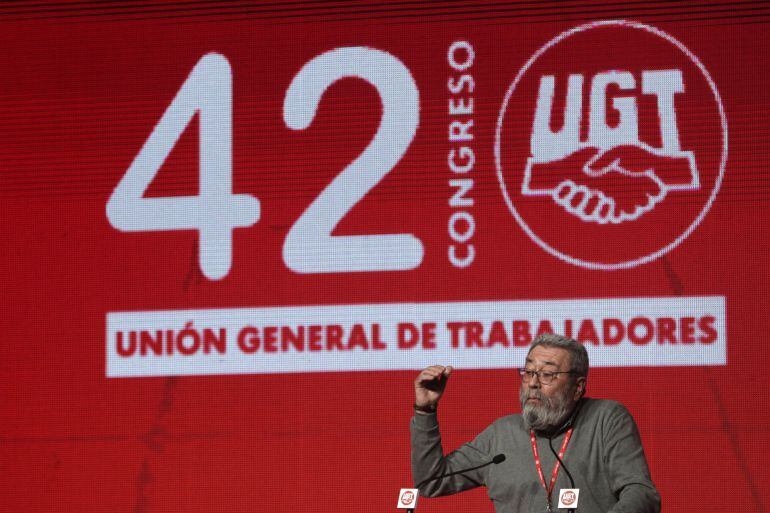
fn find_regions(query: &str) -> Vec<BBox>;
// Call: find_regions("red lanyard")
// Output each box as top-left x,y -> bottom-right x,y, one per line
530,428 -> 573,511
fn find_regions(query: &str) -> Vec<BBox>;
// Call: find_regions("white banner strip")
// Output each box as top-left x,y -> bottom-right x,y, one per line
106,296 -> 725,377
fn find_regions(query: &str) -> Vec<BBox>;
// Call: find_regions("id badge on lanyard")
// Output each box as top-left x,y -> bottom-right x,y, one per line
529,428 -> 573,512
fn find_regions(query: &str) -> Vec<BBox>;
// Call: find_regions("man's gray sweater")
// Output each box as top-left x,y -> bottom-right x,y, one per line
411,398 -> 660,513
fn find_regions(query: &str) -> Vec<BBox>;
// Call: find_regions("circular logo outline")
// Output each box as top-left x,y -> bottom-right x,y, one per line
494,19 -> 728,270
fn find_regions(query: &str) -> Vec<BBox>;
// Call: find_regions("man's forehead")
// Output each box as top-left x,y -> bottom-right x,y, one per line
525,345 -> 571,368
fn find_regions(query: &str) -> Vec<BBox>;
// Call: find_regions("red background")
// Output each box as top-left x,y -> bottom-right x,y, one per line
1,2 -> 769,512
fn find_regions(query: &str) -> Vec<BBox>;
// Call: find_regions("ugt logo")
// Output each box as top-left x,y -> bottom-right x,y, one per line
496,20 -> 727,270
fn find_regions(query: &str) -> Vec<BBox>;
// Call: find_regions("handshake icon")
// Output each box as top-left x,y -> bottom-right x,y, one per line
522,143 -> 699,224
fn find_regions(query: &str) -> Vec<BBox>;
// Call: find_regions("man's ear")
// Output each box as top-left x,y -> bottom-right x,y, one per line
574,376 -> 586,400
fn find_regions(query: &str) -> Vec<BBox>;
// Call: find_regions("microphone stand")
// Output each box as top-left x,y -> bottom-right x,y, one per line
408,454 -> 506,512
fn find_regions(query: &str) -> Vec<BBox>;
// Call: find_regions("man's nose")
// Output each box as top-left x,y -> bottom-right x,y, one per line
528,374 -> 541,388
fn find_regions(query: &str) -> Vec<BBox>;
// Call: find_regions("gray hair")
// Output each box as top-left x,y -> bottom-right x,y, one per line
528,333 -> 589,378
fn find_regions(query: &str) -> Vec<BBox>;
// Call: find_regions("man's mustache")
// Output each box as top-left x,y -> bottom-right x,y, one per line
524,390 -> 550,404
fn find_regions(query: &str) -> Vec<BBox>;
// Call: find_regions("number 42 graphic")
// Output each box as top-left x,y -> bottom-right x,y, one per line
107,49 -> 424,280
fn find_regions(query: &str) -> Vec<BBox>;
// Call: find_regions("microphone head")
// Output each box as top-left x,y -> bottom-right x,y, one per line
492,454 -> 506,464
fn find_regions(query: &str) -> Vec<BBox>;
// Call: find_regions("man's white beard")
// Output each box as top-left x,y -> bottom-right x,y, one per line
520,386 -> 574,432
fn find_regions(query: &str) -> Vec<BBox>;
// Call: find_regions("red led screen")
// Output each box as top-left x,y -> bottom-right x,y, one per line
1,2 -> 768,513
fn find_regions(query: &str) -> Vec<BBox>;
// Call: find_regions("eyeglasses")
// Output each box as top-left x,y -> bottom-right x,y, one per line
519,369 -> 576,385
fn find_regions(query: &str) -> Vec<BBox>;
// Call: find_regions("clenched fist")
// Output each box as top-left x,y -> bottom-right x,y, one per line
414,365 -> 453,411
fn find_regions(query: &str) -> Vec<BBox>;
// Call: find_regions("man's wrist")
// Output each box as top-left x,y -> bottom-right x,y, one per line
413,402 -> 437,414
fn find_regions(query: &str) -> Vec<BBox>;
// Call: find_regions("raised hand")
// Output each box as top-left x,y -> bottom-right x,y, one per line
414,365 -> 453,410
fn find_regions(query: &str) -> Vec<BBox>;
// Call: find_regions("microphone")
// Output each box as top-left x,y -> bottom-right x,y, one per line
415,453 -> 506,489
398,455 -> 506,511
547,436 -> 575,488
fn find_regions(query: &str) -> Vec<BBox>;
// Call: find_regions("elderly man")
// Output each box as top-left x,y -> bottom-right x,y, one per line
411,333 -> 660,513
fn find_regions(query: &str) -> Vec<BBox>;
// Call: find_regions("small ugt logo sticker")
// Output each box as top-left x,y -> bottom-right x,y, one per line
397,488 -> 418,509
495,20 -> 727,270
558,488 -> 580,509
